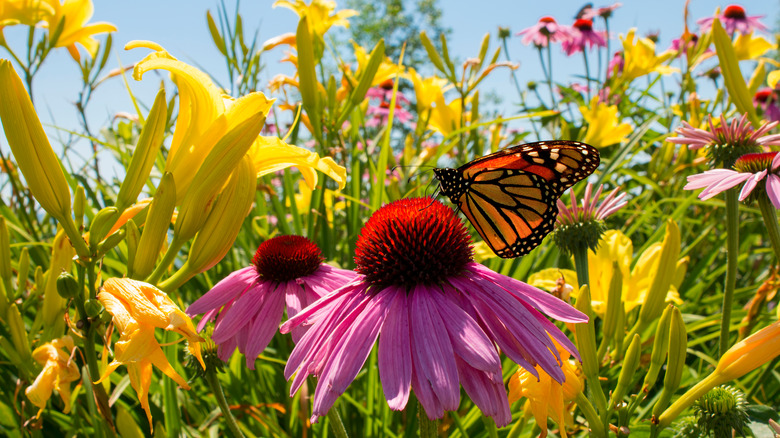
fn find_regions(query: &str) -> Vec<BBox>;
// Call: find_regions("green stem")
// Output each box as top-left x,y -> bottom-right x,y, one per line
146,237 -> 185,286
326,408 -> 349,438
575,392 -> 607,438
582,49 -> 592,101
572,245 -> 590,288
158,264 -> 195,293
205,367 -> 245,438
757,194 -> 780,262
418,401 -> 438,438
720,189 -> 739,357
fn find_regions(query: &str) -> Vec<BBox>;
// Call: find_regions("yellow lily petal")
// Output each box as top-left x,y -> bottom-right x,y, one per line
409,67 -> 447,114
249,136 -> 348,190
768,70 -> 780,89
581,97 -> 633,148
618,28 -> 678,84
25,336 -> 79,416
274,0 -> 357,37
733,32 -> 775,61
43,0 -> 116,59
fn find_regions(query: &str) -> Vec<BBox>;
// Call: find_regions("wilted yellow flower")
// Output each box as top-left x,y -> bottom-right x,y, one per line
580,97 -> 632,148
25,336 -> 80,418
42,0 -> 116,60
508,341 -> 584,438
273,0 -> 357,38
618,28 -> 677,84
97,278 -> 204,431
732,32 -> 775,61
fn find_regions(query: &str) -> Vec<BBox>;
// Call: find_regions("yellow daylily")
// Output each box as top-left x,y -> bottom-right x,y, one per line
732,32 -> 775,61
618,28 -> 678,84
42,0 -> 116,60
351,41 -> 405,87
768,70 -> 780,89
580,97 -> 632,148
0,0 -> 53,29
25,336 -> 80,418
508,341 -> 584,438
97,278 -> 204,431
409,67 -> 448,115
429,95 -> 469,137
250,136 -> 347,190
273,0 -> 357,38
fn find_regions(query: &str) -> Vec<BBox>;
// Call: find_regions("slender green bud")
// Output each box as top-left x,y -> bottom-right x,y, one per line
88,206 -> 121,249
115,88 -> 167,212
611,333 -> 641,408
206,11 -> 227,56
42,228 -> 74,340
133,172 -> 176,279
17,247 -> 29,294
602,262 -> 624,347
125,219 -> 140,279
351,39 -> 386,105
0,217 -> 11,285
653,306 -> 687,417
644,304 -> 674,392
420,31 -> 446,75
95,227 -> 126,259
56,271 -> 79,300
74,186 -> 86,231
7,303 -> 31,361
638,219 -> 681,333
574,285 -> 599,379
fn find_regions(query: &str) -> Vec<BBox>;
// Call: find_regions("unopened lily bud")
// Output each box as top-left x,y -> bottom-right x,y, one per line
611,333 -> 641,408
0,61 -> 72,224
574,285 -> 599,379
42,228 -> 75,338
115,88 -> 167,212
638,219 -> 681,332
74,186 -> 85,231
175,112 -> 265,242
125,219 -> 140,278
133,173 -> 176,279
88,207 -> 121,249
602,262 -> 623,347
17,247 -> 29,294
653,306 -> 687,417
7,304 -> 31,362
0,217 -> 11,284
185,155 -> 255,275
95,227 -> 127,259
644,304 -> 673,392
56,272 -> 79,300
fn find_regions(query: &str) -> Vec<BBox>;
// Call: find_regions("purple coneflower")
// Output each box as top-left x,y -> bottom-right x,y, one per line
697,4 -> 768,36
668,114 -> 780,167
517,16 -> 572,48
553,183 -> 627,257
186,235 -> 358,369
685,152 -> 780,208
580,3 -> 622,21
280,198 -> 587,426
562,19 -> 607,56
755,89 -> 780,123
606,51 -> 623,78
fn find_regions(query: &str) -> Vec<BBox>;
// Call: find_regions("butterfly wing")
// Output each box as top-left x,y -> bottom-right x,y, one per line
453,168 -> 559,258
435,140 -> 600,258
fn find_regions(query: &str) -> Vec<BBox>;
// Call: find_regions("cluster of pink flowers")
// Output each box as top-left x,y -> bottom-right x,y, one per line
516,15 -> 609,55
365,80 -> 414,129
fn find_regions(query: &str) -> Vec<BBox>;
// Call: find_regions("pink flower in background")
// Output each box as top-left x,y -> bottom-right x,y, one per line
187,236 -> 357,369
517,16 -> 572,48
669,114 -> 780,151
607,51 -> 623,78
697,4 -> 768,36
557,183 -> 628,226
581,3 -> 622,20
755,89 -> 780,123
280,198 -> 587,425
685,152 -> 780,208
366,100 -> 414,128
562,19 -> 607,55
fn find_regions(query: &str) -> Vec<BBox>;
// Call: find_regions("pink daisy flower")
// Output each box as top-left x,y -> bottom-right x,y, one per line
557,182 -> 627,226
697,4 -> 768,36
755,89 -> 780,123
668,114 -> 780,167
516,16 -> 573,48
280,198 -> 587,426
685,152 -> 780,208
186,235 -> 358,369
366,100 -> 414,128
562,19 -> 608,56
580,3 -> 622,21
607,51 -> 623,78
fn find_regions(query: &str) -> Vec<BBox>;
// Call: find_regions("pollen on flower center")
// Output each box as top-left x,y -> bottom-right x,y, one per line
574,19 -> 593,31
733,152 -> 778,173
539,16 -> 556,24
252,235 -> 324,282
723,5 -> 746,19
354,197 -> 473,288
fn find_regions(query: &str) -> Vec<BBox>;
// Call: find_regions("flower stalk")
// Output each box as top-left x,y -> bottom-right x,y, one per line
757,194 -> 780,262
720,189 -> 739,357
204,365 -> 245,438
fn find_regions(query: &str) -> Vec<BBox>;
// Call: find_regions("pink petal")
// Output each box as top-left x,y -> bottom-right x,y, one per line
699,173 -> 752,200
211,282 -> 268,343
738,170 -> 767,201
767,174 -> 780,209
684,169 -> 738,190
410,286 -> 460,411
456,358 -> 512,427
243,285 -> 287,369
437,292 -> 501,375
186,266 -> 256,316
378,288 -> 413,410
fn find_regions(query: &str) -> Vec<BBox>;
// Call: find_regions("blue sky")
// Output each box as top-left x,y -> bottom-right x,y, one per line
0,1 -> 776,169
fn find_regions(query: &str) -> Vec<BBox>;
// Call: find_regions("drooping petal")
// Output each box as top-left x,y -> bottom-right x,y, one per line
242,284 -> 287,369
456,358 -> 512,427
766,174 -> 780,208
211,282 -> 268,344
738,170 -> 767,201
437,290 -> 501,375
186,266 -> 257,316
378,287 -> 413,410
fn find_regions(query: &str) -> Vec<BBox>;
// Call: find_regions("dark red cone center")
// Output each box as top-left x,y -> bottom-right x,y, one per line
252,235 -> 324,282
723,5 -> 746,19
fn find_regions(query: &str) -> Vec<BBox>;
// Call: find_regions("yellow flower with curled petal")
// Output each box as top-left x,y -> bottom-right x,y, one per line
618,28 -> 678,84
580,97 -> 632,148
429,95 -> 469,137
42,0 -> 116,60
96,278 -> 204,432
273,0 -> 357,38
0,0 -> 53,29
732,32 -> 775,61
508,341 -> 584,438
25,335 -> 80,418
409,67 -> 448,115
351,41 -> 405,86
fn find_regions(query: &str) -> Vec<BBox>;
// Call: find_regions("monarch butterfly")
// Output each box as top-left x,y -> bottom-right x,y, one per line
433,140 -> 599,258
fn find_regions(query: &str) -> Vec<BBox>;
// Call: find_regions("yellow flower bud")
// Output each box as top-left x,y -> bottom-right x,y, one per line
115,88 -> 167,212
653,307 -> 687,419
7,303 -> 31,362
133,173 -> 176,279
0,61 -> 72,223
636,219 -> 681,334
42,228 -> 75,339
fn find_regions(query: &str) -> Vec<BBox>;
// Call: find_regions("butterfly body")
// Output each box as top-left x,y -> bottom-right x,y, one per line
433,140 -> 599,258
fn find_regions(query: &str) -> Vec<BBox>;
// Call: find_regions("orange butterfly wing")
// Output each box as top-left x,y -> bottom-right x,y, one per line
434,141 -> 600,258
